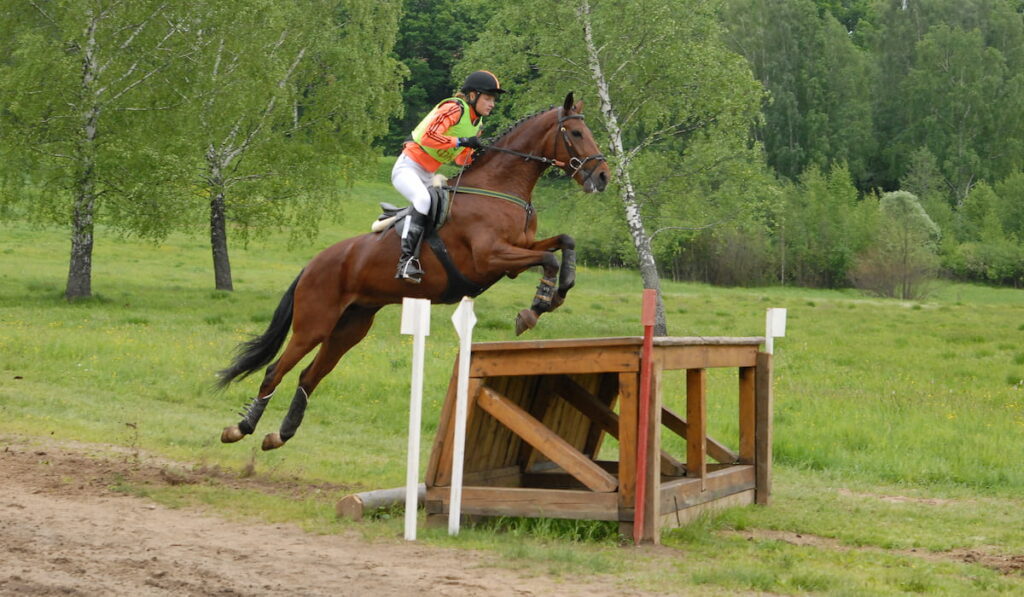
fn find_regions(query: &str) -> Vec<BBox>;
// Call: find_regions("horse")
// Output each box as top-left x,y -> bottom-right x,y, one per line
217,92 -> 610,451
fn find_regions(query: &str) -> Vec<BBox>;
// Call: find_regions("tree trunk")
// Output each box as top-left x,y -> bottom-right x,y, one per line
66,143 -> 96,300
208,158 -> 233,291
66,16 -> 100,301
578,0 -> 668,335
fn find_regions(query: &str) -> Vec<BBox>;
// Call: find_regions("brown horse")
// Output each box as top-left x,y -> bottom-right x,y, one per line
218,92 -> 610,450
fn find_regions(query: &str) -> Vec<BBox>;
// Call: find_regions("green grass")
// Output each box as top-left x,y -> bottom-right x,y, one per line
2,180 -> 1024,595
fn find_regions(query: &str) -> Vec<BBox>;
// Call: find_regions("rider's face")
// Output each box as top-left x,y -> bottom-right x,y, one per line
474,93 -> 497,116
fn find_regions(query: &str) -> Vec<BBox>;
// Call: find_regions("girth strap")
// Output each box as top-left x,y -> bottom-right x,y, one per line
426,232 -> 495,304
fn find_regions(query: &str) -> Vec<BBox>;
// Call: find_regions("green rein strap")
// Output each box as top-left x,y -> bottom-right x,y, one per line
455,186 -> 530,210
453,186 -> 534,232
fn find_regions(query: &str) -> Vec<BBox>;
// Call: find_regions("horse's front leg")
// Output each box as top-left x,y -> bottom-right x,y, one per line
525,234 -> 576,311
524,235 -> 581,313
477,244 -> 560,335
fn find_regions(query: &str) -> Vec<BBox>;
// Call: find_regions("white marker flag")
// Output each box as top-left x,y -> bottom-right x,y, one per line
765,308 -> 787,354
448,297 -> 477,535
401,297 -> 430,540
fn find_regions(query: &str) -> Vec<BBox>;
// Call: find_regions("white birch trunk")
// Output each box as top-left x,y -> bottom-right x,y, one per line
66,12 -> 101,300
578,0 -> 668,334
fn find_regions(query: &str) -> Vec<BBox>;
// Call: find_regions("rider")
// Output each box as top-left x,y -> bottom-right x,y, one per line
392,70 -> 506,283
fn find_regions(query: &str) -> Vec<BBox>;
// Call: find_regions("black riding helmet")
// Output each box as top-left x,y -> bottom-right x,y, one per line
461,70 -> 507,96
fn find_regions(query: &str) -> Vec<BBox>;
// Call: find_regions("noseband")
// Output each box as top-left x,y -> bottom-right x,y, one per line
481,110 -> 606,180
555,112 -> 606,180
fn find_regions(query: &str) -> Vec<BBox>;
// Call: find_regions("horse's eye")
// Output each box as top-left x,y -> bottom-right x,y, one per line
571,130 -> 583,138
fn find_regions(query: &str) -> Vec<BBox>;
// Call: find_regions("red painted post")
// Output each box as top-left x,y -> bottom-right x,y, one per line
634,289 -> 657,544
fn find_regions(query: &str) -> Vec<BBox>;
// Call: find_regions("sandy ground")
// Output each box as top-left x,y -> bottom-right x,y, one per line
0,437 -> 660,597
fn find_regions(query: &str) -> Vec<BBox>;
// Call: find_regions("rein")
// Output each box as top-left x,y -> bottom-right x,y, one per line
480,112 -> 606,180
448,108 -> 606,233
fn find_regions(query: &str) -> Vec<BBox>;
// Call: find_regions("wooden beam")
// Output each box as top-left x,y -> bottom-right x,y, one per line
658,345 -> 759,370
661,406 -> 738,465
554,375 -> 686,477
429,486 -> 620,521
470,346 -> 640,377
659,465 -> 755,514
686,369 -> 707,486
477,386 -> 618,493
425,359 -> 462,487
617,372 -> 638,509
517,375 -> 557,466
432,377 -> 483,487
639,360 -> 664,543
658,490 -> 755,529
739,366 -> 756,464
755,352 -> 773,505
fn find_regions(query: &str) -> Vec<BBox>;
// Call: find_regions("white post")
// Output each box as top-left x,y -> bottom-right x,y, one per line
401,297 -> 431,541
448,297 -> 477,535
765,308 -> 787,355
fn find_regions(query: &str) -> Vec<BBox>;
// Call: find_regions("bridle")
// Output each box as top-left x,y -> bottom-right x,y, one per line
481,109 -> 606,182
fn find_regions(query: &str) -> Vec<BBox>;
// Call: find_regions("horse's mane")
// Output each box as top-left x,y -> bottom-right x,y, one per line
464,105 -> 557,172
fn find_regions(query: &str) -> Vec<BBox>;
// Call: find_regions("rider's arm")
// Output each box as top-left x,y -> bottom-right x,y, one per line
418,101 -> 463,151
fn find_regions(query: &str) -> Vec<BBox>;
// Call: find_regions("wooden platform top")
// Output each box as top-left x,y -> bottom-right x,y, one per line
470,336 -> 765,352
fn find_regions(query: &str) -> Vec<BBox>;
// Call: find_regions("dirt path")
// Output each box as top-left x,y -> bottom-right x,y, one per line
0,437 -> 657,597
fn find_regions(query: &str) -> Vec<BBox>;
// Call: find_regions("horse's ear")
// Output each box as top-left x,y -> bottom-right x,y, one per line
573,100 -> 584,113
563,92 -> 575,113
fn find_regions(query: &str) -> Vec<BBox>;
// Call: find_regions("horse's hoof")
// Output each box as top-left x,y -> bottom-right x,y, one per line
261,432 -> 285,451
515,309 -> 538,336
221,426 -> 245,443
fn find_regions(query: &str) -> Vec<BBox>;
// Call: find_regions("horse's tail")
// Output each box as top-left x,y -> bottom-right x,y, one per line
216,270 -> 303,389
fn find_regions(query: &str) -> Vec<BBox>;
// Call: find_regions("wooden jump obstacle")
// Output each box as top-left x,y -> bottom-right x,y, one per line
422,336 -> 774,544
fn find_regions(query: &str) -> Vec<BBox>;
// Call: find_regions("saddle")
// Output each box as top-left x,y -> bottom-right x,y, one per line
372,176 -> 453,234
372,177 -> 491,303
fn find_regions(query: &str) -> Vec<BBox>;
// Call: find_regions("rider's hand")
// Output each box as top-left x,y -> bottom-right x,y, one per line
458,136 -> 483,150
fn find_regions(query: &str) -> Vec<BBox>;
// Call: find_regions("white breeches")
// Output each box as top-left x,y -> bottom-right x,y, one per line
391,154 -> 433,216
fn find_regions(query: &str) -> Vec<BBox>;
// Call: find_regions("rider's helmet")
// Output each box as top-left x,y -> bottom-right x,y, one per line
461,71 -> 507,96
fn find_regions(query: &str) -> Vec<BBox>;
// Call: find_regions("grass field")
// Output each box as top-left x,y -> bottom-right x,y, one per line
2,180 -> 1024,595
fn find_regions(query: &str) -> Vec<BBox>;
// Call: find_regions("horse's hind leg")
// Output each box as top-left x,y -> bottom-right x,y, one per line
221,326 -> 328,444
261,305 -> 380,451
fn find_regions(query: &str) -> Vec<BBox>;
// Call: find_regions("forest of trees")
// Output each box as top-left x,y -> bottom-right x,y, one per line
2,0 -> 1023,300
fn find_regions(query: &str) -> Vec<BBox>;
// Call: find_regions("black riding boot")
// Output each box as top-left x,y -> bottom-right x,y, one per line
396,210 -> 429,283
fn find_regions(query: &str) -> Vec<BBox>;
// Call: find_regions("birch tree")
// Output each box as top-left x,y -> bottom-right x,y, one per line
462,0 -> 762,333
185,1 -> 403,290
0,0 -> 192,300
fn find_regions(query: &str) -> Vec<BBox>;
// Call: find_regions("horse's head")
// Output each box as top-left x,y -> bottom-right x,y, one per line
553,92 -> 610,193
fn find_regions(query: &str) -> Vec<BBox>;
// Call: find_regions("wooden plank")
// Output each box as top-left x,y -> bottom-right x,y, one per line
755,352 -> 773,505
470,346 -> 640,377
661,406 -> 738,465
468,336 -> 762,354
433,377 -> 483,487
658,345 -> 759,371
659,465 -> 755,514
464,465 -> 522,487
555,374 -> 684,476
584,373 -> 619,459
425,358 -> 461,488
617,372 -> 638,510
686,369 -> 707,486
653,337 -> 764,347
518,376 -> 554,468
477,386 -> 618,493
431,486 -> 620,521
470,336 -> 644,352
658,490 -> 755,529
639,360 -> 664,544
739,366 -> 756,464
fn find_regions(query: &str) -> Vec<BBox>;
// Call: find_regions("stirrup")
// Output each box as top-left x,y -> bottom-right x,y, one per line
396,258 -> 424,283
